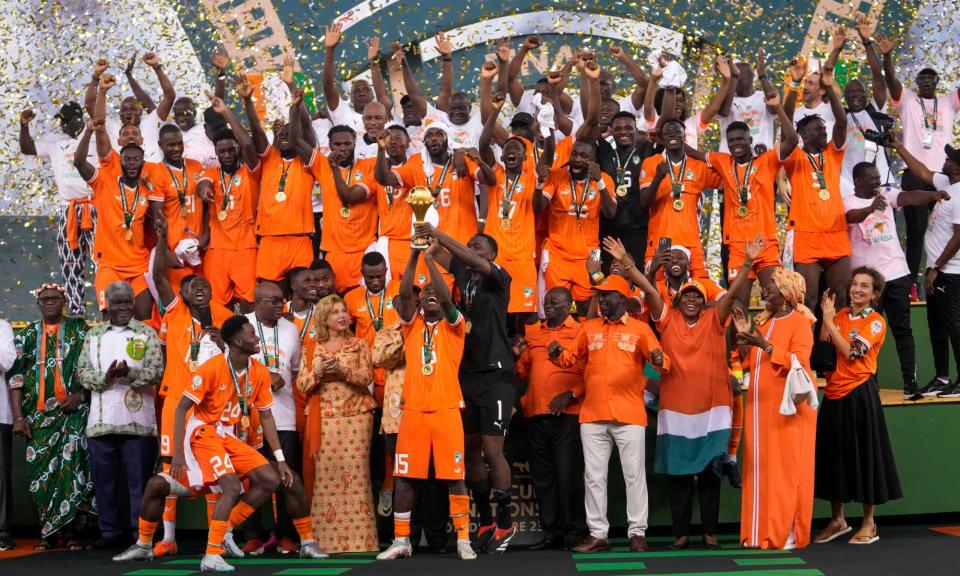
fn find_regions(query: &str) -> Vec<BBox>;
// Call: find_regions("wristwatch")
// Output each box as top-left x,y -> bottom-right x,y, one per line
762,342 -> 773,354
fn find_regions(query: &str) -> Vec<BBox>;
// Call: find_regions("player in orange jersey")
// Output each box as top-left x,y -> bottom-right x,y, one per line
377,248 -> 475,561
244,85 -> 317,283
197,94 -> 261,311
114,315 -> 327,571
782,65 -> 850,310
536,139 -> 617,314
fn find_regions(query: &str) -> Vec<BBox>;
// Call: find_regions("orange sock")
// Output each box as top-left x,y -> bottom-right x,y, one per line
206,519 -> 229,555
394,511 -> 411,538
271,494 -> 278,524
138,517 -> 158,546
383,454 -> 395,492
449,494 -> 470,541
228,500 -> 256,529
293,516 -> 314,544
205,494 -> 220,524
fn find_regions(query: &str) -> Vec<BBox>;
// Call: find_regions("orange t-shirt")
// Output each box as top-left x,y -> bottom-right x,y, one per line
782,143 -> 847,233
360,175 -> 412,241
312,156 -> 378,253
543,167 -> 617,260
144,159 -> 206,247
400,312 -> 466,412
257,146 -> 316,236
487,164 -> 539,261
554,136 -> 574,168
825,308 -> 886,400
393,153 -> 479,245
706,150 -> 780,243
199,164 -> 260,250
655,306 -> 732,415
158,297 -> 233,399
344,283 -> 401,349
87,152 -> 152,272
184,354 -> 274,426
516,317 -> 584,417
638,153 -> 721,254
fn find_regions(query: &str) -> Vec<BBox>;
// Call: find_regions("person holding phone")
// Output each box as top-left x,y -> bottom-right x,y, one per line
647,241 -> 726,308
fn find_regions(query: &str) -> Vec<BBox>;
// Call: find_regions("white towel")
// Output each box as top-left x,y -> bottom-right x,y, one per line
780,353 -> 819,415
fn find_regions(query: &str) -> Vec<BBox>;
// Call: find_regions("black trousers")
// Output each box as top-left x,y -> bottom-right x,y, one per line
874,275 -> 917,386
526,414 -> 586,541
927,272 -> 960,378
87,434 -> 157,539
312,213 -> 323,260
243,430 -> 302,540
901,169 -> 934,281
668,464 -> 721,538
0,424 -> 11,537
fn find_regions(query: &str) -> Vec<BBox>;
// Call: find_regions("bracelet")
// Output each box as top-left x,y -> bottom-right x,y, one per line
441,56 -> 452,62
787,80 -> 801,89
14,416 -> 25,422
216,71 -> 227,79
590,271 -> 605,284
274,449 -> 286,463
757,73 -> 768,80
863,40 -> 873,47
622,263 -> 635,272
477,218 -> 487,223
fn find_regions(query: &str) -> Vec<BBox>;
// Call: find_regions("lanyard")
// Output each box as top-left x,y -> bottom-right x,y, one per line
733,157 -> 754,207
36,322 -> 65,411
462,277 -> 479,313
341,163 -> 356,187
919,96 -> 938,131
426,158 -> 452,201
278,159 -> 293,194
501,172 -> 522,220
421,321 -> 440,368
805,152 -> 826,189
365,289 -> 386,331
297,306 -> 314,340
166,161 -> 189,208
219,168 -> 237,215
850,111 -> 868,137
255,319 -> 280,370
117,177 -> 142,231
664,152 -> 686,201
568,172 -> 591,222
188,316 -> 201,366
615,147 -> 636,184
226,357 -> 250,417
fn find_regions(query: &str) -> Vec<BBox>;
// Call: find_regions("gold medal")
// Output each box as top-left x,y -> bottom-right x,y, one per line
241,414 -> 250,428
124,228 -> 133,241
180,205 -> 188,217
737,205 -> 749,218
217,210 -> 228,221
465,320 -> 473,334
500,219 -> 510,230
275,191 -> 287,202
422,363 -> 434,376
340,206 -> 351,218
615,184 -> 628,198
818,189 -> 831,201
189,360 -> 198,372
672,198 -> 684,211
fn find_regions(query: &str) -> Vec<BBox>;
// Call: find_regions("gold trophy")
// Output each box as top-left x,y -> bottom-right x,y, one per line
407,185 -> 435,249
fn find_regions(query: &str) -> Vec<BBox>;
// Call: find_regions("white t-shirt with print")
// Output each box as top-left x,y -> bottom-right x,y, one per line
34,134 -> 96,203
718,90 -> 776,153
924,173 -> 960,274
244,313 -> 301,431
842,185 -> 910,281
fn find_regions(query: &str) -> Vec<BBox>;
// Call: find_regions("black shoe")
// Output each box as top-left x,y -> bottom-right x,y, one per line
903,380 -> 923,401
485,524 -> 517,554
722,461 -> 743,489
0,535 -> 14,551
920,378 -> 951,397
528,535 -> 563,551
91,535 -> 129,550
938,382 -> 960,398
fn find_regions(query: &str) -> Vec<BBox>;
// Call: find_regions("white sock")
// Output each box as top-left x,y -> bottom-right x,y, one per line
726,455 -> 737,464
162,521 -> 176,542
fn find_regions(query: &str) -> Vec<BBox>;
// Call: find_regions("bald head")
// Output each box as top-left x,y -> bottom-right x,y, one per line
253,281 -> 284,325
362,101 -> 389,139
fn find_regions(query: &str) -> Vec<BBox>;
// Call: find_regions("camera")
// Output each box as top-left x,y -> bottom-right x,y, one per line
862,110 -> 896,147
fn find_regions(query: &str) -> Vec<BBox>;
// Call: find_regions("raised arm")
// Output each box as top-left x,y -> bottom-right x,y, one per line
287,88 -> 315,163
892,138 -> 935,186
507,36 -> 540,106
124,52 -> 157,113
755,49 -> 778,113
280,57 -> 317,149
877,33 -> 902,101
85,59 -> 109,116
209,93 -> 259,170
151,227 -> 179,311
94,75 -> 116,158
374,132 -> 402,186
211,50 -> 230,100
435,32 -> 454,111
856,14 -> 887,108
424,250 -> 458,321
638,160 -> 668,209
394,43 -> 427,118
431,222 -> 492,276
18,109 -> 36,156
479,92 -> 504,166
717,237 -> 761,322
322,23 -> 344,113
547,73 -> 574,136
772,92 -> 799,158
235,79 -> 269,155
602,236 -> 663,318
643,67 -> 662,124
366,38 -> 393,109
73,121 -> 99,182
143,52 -> 175,120
576,61 -> 601,139
821,67 -> 847,148
701,56 -> 735,126
609,44 -> 648,111
397,249 -> 422,322
783,56 -> 806,122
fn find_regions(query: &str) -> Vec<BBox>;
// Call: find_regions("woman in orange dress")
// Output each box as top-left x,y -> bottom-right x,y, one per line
731,267 -> 817,550
297,295 -> 378,552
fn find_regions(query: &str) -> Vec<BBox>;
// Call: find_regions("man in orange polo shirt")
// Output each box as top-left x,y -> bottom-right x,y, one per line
245,85 -> 317,283
197,95 -> 261,310
344,252 -> 399,405
782,66 -> 850,309
514,287 -> 586,551
537,139 -> 617,314
637,118 -> 723,277
547,275 -> 667,554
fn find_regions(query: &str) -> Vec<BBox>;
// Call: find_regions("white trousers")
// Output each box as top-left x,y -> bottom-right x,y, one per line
580,421 -> 648,539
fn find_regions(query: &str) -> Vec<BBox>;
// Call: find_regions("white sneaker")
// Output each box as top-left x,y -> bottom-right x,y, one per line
457,540 -> 477,560
222,531 -> 244,558
376,538 -> 413,560
200,554 -> 235,572
299,541 -> 329,559
113,543 -> 154,562
377,489 -> 393,516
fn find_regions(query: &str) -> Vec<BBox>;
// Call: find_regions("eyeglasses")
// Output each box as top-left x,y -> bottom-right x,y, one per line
255,297 -> 285,306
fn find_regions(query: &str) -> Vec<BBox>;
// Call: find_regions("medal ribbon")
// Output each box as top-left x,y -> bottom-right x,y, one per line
35,322 -> 66,411
255,320 -> 280,370
298,306 -> 314,340
426,158 -> 452,202
664,152 -> 686,202
166,161 -> 189,209
189,317 -> 201,364
733,157 -> 754,210
227,357 -> 250,418
568,172 -> 591,221
117,177 -> 142,232
805,152 -> 825,188
501,172 -> 521,220
219,168 -> 236,216
615,147 -> 636,186
421,321 -> 440,370
278,159 -> 293,195
919,96 -> 938,131
365,289 -> 386,331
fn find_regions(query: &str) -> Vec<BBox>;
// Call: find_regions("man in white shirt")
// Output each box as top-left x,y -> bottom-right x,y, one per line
717,51 -> 778,152
172,97 -> 218,168
321,23 -> 382,139
354,101 -> 390,159
19,103 -> 96,316
0,318 -> 15,551
882,40 -> 960,291
895,141 -> 960,398
843,162 -> 950,400
76,281 -> 163,549
242,281 -> 303,553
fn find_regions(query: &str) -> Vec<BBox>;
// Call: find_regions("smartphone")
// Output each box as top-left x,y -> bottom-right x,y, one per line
590,248 -> 601,261
657,237 -> 672,254
196,305 -> 213,330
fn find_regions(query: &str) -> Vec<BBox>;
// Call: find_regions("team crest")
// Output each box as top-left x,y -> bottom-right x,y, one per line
587,190 -> 596,200
386,299 -> 393,309
454,451 -> 463,464
191,375 -> 203,390
871,320 -> 882,335
353,171 -> 362,180
523,287 -> 533,298
685,170 -> 694,180
233,175 -> 242,186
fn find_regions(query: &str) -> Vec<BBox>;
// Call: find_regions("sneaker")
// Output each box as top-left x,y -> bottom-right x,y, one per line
376,538 -> 413,560
113,543 -> 154,562
240,538 -> 264,556
473,523 -> 496,553
277,537 -> 298,555
920,378 -> 951,397
222,531 -> 244,558
486,524 -> 518,554
937,383 -> 960,398
377,489 -> 393,517
200,553 -> 235,572
903,380 -> 923,401
299,541 -> 329,559
457,540 -> 477,560
722,461 -> 743,489
153,540 -> 178,557
0,535 -> 15,551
